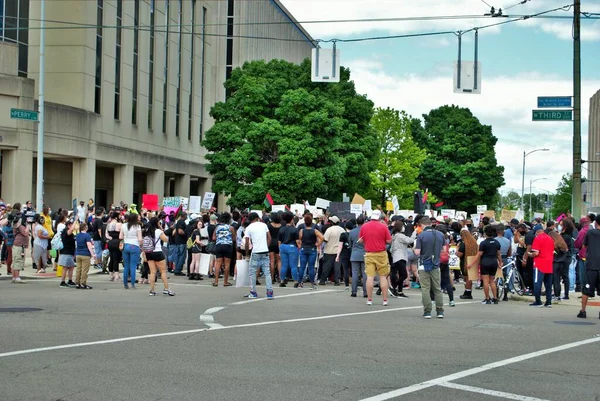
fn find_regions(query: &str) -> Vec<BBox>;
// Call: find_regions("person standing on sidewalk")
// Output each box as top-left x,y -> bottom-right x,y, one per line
578,215 -> 600,319
359,210 -> 392,306
59,220 -> 78,288
244,212 -> 274,299
414,217 -> 445,319
528,225 -> 554,308
11,211 -> 29,284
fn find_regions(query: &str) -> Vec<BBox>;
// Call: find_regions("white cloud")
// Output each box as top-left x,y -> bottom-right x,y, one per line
281,0 -> 600,42
344,58 -> 600,195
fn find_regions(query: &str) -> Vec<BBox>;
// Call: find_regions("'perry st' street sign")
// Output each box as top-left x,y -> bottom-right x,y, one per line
532,109 -> 573,121
10,108 -> 39,122
537,96 -> 572,108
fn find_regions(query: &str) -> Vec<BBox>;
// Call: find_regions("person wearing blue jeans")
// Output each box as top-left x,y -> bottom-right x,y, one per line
173,244 -> 186,274
278,212 -> 300,288
122,243 -> 140,289
297,213 -> 324,291
244,212 -> 274,299
299,248 -> 317,286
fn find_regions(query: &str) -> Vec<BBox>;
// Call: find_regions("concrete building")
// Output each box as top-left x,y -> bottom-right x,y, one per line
0,0 -> 315,210
586,89 -> 600,211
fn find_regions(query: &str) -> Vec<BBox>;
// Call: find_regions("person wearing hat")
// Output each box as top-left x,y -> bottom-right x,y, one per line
320,216 -> 345,286
528,224 -> 555,307
359,210 -> 392,306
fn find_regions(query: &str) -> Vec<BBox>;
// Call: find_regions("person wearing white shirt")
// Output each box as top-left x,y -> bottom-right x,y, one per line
244,212 -> 274,299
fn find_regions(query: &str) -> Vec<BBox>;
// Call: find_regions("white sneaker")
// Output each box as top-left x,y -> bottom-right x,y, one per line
366,299 -> 373,306
382,300 -> 389,307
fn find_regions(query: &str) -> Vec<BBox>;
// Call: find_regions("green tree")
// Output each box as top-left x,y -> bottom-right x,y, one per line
411,105 -> 505,212
367,108 -> 426,210
551,174 -> 572,217
499,191 -> 521,210
203,59 -> 377,208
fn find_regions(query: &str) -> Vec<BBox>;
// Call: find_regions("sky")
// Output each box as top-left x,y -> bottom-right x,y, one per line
280,0 -> 600,197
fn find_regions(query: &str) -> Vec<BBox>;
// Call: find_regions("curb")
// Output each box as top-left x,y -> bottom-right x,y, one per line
509,294 -> 583,308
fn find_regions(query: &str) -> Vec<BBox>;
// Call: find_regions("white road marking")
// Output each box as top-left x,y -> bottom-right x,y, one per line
437,382 -> 550,401
203,306 -> 226,315
230,289 -> 338,305
358,336 -> 600,401
199,306 -> 226,329
0,303 -> 478,359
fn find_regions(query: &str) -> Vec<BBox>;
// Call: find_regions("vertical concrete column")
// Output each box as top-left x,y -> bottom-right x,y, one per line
146,170 -> 165,206
199,177 -> 212,197
113,164 -> 134,205
72,158 -> 96,206
174,174 -> 190,197
2,149 -> 33,205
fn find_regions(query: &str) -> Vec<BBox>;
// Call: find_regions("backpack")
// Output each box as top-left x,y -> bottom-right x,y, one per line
142,234 -> 157,253
186,236 -> 194,249
51,232 -> 64,251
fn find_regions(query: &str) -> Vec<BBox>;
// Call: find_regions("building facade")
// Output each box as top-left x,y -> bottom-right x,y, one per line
0,0 -> 315,210
587,89 -> 600,211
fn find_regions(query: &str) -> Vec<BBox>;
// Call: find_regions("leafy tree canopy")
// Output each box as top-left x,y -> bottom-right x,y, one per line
367,108 -> 426,210
203,59 -> 377,208
411,105 -> 505,212
551,174 -> 572,218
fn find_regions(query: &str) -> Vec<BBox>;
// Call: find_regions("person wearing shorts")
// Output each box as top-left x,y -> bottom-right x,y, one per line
359,210 -> 392,306
11,212 -> 29,284
58,220 -> 78,288
468,225 -> 502,305
144,217 -> 174,296
578,215 -> 600,319
211,212 -> 234,287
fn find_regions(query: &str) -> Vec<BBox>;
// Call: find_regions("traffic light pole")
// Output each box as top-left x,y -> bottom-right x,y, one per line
572,0 -> 582,217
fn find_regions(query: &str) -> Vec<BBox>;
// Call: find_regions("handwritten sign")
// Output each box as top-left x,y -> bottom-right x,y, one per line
477,205 -> 487,214
163,197 -> 181,208
188,196 -> 201,213
500,209 -> 516,223
351,204 -> 363,217
271,205 -> 286,213
202,192 -> 215,210
315,198 -> 331,209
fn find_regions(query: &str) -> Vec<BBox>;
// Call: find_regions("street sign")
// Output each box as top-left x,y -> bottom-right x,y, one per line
537,96 -> 572,108
10,108 -> 39,122
532,110 -> 572,121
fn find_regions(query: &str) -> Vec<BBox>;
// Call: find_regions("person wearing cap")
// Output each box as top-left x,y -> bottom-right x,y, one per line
414,217 -> 445,318
320,216 -> 345,286
528,224 -> 554,307
577,215 -> 600,319
359,210 -> 392,306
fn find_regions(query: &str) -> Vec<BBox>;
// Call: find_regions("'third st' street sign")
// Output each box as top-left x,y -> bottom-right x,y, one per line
10,108 -> 39,122
537,96 -> 572,108
532,109 -> 573,121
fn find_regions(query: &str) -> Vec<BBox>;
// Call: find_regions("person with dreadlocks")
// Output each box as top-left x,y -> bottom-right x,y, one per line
458,227 -> 479,300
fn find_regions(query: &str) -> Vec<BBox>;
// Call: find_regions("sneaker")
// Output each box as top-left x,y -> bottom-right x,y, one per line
492,298 -> 499,305
279,283 -> 287,288
82,285 -> 93,290
298,282 -> 303,289
460,293 -> 473,299
149,291 -> 157,296
366,299 -> 373,306
59,282 -> 69,289
481,299 -> 489,304
382,300 -> 388,307
577,310 -> 586,319
397,292 -> 409,298
449,300 -> 456,307
561,296 -> 570,300
544,302 -> 552,308
389,288 -> 399,298
363,294 -> 368,298
423,312 -> 432,319
293,283 -> 299,288
350,293 -> 357,298
411,282 -> 421,289
345,286 -> 350,291
529,301 -> 544,307
552,296 -> 561,303
244,291 -> 258,298
13,277 -> 27,284
437,312 -> 444,319
67,280 -> 77,288
334,282 -> 341,287
484,299 -> 492,305
76,284 -> 83,289
266,289 -> 274,300
163,289 -> 175,296
311,283 -> 317,290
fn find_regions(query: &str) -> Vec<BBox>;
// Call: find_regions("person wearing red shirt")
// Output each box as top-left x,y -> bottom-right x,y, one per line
529,225 -> 554,307
359,210 -> 392,306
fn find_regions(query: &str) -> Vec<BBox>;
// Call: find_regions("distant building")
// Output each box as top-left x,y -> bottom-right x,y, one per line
0,0 -> 315,209
587,89 -> 600,211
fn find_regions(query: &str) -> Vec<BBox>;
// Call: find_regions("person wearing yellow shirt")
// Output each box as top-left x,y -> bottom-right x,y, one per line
42,205 -> 54,265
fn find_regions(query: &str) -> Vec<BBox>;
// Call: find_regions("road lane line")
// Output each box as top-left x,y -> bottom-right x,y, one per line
358,335 -> 600,401
0,302 -> 479,359
437,382 -> 550,401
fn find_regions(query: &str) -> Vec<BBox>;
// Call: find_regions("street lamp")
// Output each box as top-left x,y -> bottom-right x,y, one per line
521,148 -> 550,212
529,178 -> 547,220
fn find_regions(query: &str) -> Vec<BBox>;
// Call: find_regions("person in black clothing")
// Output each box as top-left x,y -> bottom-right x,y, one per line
278,212 -> 300,288
468,225 -> 502,304
172,212 -> 188,276
185,214 -> 200,277
336,220 -> 353,290
91,208 -> 105,272
58,220 -> 78,288
268,213 -> 282,282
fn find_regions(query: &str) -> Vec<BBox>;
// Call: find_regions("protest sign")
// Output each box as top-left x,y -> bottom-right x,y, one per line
315,198 -> 330,209
351,193 -> 366,205
271,205 -> 286,213
477,205 -> 487,214
188,196 -> 201,213
500,209 -> 517,223
351,204 -> 363,217
202,192 -> 215,210
484,210 -> 496,219
142,194 -> 159,211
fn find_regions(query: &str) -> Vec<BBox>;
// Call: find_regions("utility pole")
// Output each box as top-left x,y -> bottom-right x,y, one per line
36,0 -> 46,211
572,0 -> 582,218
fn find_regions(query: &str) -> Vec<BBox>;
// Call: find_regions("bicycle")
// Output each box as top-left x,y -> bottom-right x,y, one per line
495,256 -> 525,301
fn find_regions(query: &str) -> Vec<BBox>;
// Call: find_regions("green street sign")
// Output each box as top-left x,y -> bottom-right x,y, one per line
10,108 -> 39,122
532,109 -> 572,121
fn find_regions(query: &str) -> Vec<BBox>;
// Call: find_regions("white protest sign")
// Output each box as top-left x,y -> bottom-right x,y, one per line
456,211 -> 467,220
307,206 -> 318,215
202,192 -> 215,209
290,204 -> 305,216
472,215 -> 481,227
515,210 -> 524,221
181,197 -> 189,211
315,198 -> 330,209
350,204 -> 363,217
477,205 -> 487,214
188,196 -> 201,213
392,196 -> 399,213
362,200 -> 372,211
441,209 -> 456,219
534,212 -> 545,220
271,205 -> 286,213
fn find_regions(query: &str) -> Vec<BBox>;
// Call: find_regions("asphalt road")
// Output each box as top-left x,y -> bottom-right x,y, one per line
1,276 -> 599,401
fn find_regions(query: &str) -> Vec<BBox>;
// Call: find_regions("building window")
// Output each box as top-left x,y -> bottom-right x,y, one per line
1,0 -> 30,78
187,0 -> 195,141
199,6 -> 206,143
132,0 -> 139,125
162,0 -> 170,134
95,0 -> 103,114
114,0 -> 122,120
148,0 -> 155,129
225,0 -> 234,97
175,0 -> 182,137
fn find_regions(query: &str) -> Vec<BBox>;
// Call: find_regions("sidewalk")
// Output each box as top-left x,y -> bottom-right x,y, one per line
0,256 -> 104,280
508,292 -> 599,308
